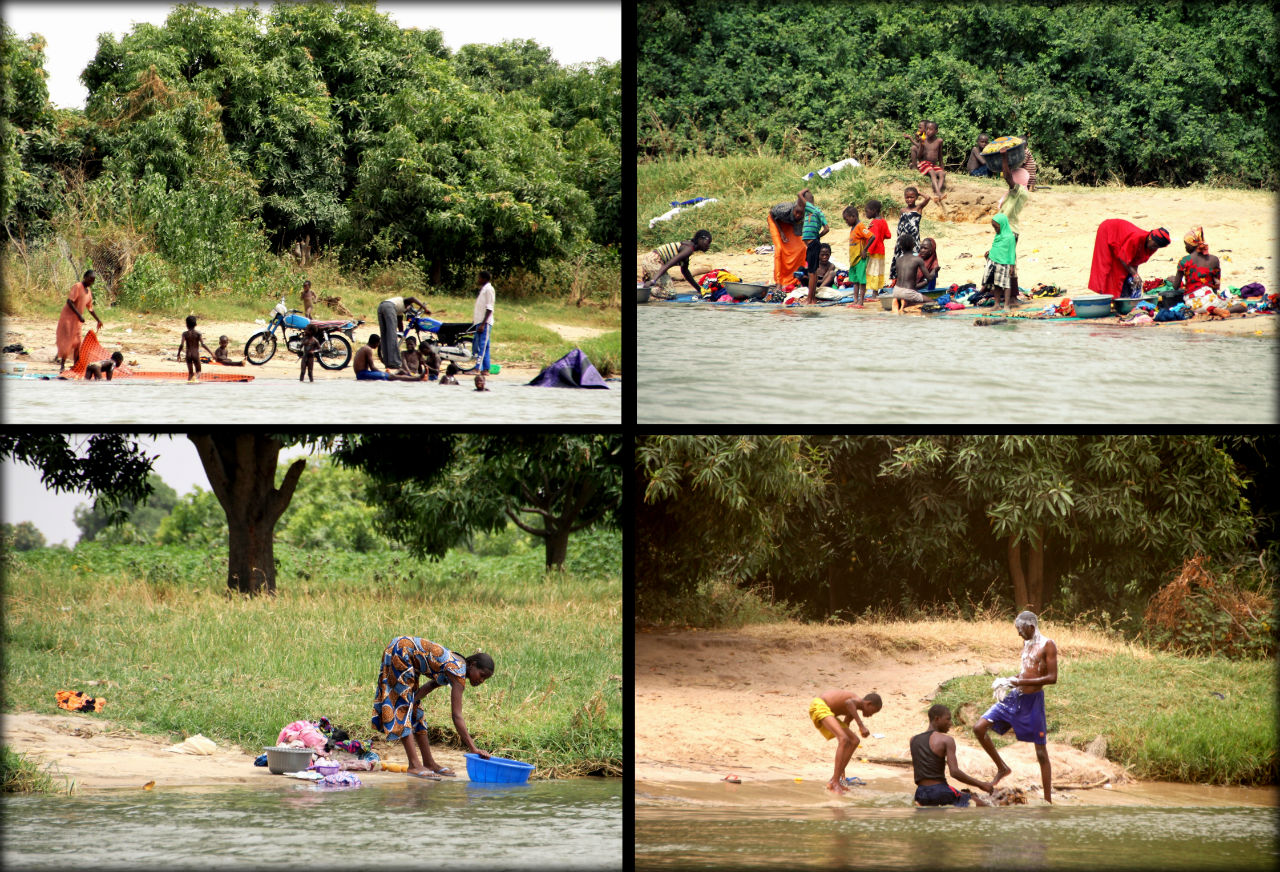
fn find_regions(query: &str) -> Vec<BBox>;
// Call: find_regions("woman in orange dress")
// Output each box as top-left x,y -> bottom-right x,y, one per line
56,269 -> 103,372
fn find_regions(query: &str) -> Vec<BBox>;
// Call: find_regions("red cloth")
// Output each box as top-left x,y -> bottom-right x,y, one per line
917,160 -> 942,174
866,218 -> 892,255
1088,219 -> 1157,297
768,215 -> 807,286
56,282 -> 91,363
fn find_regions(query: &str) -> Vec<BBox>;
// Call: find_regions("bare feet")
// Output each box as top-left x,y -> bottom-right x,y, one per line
992,765 -> 1012,787
407,768 -> 442,780
826,778 -> 849,795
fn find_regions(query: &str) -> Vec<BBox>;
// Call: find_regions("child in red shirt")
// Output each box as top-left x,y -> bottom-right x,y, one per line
863,199 -> 892,295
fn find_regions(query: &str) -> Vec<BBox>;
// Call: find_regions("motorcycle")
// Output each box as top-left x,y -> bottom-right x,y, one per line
400,304 -> 485,372
244,300 -> 364,370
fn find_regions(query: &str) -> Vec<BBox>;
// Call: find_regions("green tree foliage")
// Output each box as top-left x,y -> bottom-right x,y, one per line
154,486 -> 226,548
637,435 -> 1262,620
274,456 -> 391,553
637,1 -> 1277,188
1,521 -> 46,551
343,433 -> 623,569
0,434 -> 155,525
72,472 -> 177,543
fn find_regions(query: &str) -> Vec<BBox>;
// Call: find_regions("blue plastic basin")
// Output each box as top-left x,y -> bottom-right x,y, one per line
465,753 -> 535,783
1072,294 -> 1113,319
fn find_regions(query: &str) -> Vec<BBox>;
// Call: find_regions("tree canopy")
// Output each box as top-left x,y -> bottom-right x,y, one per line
2,3 -> 620,294
637,1 -> 1277,189
637,435 -> 1270,620
73,472 -> 177,544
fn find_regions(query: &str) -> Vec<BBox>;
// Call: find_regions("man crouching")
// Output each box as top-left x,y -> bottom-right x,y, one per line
808,689 -> 881,794
911,704 -> 995,807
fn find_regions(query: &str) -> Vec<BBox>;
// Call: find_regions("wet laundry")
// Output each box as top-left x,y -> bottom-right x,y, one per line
56,690 -> 105,713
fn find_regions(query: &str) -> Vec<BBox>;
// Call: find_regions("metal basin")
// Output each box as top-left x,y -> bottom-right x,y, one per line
636,285 -> 651,304
720,282 -> 768,301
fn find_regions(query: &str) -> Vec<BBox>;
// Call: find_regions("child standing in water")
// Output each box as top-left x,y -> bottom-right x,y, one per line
863,200 -> 892,298
299,324 -> 319,382
176,315 -> 215,382
843,205 -> 873,307
889,186 -> 932,284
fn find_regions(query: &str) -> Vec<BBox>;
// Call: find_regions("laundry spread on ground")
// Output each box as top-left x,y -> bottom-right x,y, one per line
55,690 -> 106,712
165,734 -> 217,755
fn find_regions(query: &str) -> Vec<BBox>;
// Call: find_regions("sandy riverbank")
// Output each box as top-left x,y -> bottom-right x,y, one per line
633,620 -> 1272,806
650,178 -> 1278,336
0,315 -> 613,381
2,711 -> 476,791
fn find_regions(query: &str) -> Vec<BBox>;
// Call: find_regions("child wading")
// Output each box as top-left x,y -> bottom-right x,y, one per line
177,315 -> 215,382
808,689 -> 882,794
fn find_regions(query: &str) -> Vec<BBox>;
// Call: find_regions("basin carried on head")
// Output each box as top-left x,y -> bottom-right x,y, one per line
465,753 -> 535,784
264,746 -> 314,775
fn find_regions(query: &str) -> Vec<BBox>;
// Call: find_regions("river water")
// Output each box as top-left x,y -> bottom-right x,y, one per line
2,778 -> 621,870
636,780 -> 1278,870
636,305 -> 1278,423
2,377 -> 623,424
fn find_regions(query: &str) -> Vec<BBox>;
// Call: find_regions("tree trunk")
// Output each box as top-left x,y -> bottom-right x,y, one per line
544,523 -> 570,570
1027,527 -> 1045,613
189,433 -> 307,596
1008,537 -> 1030,611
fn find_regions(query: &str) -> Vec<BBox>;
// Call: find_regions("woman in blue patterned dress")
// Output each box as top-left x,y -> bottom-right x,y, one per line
371,635 -> 495,778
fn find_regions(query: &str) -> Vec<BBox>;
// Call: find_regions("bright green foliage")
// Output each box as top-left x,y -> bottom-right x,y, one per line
153,487 -> 226,547
1,522 -> 46,552
273,456 -> 391,553
636,435 -> 1261,621
637,2 -> 1278,188
72,473 -> 177,544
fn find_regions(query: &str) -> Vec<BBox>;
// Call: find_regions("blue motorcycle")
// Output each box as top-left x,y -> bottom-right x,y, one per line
244,300 -> 363,370
399,304 -> 485,372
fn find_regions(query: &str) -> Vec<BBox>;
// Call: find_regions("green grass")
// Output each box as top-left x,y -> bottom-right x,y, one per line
638,151 -> 951,252
2,745 -> 73,794
2,529 -> 621,779
933,652 -> 1277,785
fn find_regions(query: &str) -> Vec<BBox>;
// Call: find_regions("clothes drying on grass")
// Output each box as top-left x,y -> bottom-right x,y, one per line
56,689 -> 105,712
648,197 -> 718,229
527,348 -> 609,388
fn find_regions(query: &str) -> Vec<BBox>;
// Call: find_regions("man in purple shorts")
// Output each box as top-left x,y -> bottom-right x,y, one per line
974,610 -> 1059,803
911,704 -> 994,807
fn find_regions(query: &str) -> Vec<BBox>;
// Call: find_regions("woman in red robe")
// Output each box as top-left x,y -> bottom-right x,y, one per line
55,269 -> 103,371
1087,221 -> 1171,297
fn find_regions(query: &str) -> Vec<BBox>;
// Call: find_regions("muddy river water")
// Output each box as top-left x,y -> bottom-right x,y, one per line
3,778 -> 621,870
635,779 -> 1277,870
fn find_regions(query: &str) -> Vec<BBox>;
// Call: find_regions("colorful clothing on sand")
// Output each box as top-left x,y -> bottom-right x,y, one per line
979,688 -> 1048,745
1176,254 -> 1220,293
371,636 -> 467,740
889,209 -> 923,281
808,697 -> 842,740
1088,218 -> 1160,298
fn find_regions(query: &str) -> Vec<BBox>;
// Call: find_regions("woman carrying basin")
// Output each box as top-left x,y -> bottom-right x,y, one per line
371,635 -> 494,778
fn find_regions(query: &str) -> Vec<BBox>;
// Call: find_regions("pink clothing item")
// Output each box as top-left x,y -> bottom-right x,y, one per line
278,720 -> 328,751
1010,167 -> 1030,187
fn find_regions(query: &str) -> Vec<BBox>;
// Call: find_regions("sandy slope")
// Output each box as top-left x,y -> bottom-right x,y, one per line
635,625 -> 1134,798
662,179 -> 1278,336
1,711 -> 472,790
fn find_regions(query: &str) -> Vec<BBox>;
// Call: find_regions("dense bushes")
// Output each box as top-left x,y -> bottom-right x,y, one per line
638,2 -> 1277,189
1,4 -> 620,304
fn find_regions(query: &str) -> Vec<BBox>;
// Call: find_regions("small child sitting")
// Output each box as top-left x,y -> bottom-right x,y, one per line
213,335 -> 246,366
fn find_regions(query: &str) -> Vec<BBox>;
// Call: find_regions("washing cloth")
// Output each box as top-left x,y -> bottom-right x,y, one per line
166,734 -> 216,755
284,769 -> 323,780
278,720 -> 328,752
55,690 -> 106,713
980,689 -> 1048,744
648,198 -> 718,229
808,697 -> 842,740
991,677 -> 1016,702
372,636 -> 466,741
319,771 -> 363,788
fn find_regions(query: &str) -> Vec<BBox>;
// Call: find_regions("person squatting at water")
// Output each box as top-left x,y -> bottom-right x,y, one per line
911,704 -> 995,807
83,351 -> 124,380
371,636 -> 494,779
807,689 -> 882,794
974,610 -> 1058,803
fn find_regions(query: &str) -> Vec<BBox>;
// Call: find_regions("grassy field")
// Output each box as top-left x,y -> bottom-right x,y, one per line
2,528 -> 621,779
934,652 -> 1276,786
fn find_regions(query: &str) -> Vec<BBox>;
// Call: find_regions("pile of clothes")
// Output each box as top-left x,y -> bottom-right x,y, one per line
699,269 -> 742,302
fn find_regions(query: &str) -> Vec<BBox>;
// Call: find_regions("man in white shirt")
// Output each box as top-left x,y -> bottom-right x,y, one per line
471,271 -> 495,373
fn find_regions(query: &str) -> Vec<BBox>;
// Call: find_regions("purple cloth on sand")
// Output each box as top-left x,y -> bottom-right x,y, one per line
526,348 -> 609,389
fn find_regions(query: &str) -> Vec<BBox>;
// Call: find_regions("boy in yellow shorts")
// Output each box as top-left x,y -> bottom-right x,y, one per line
807,689 -> 882,794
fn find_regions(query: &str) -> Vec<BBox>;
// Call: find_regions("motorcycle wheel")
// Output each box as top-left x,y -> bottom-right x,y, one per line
316,333 -> 352,370
245,332 -> 277,365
